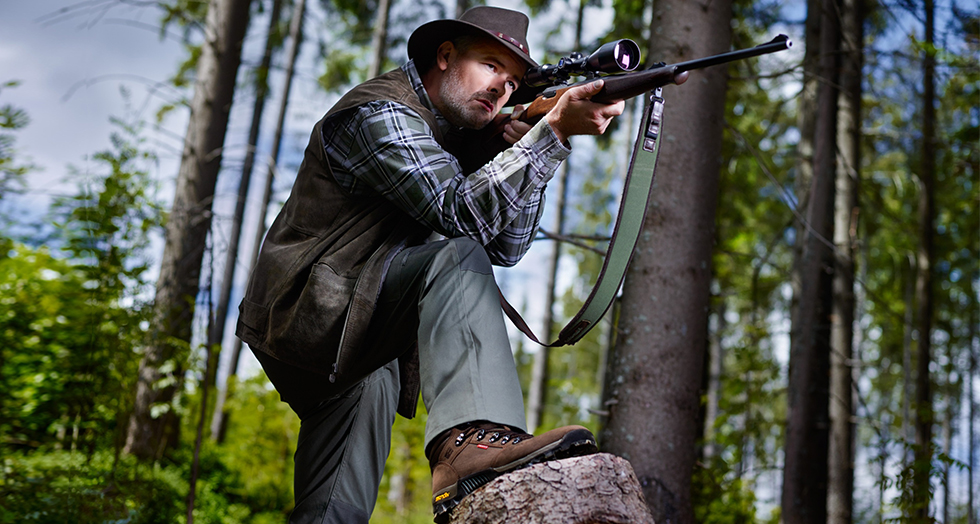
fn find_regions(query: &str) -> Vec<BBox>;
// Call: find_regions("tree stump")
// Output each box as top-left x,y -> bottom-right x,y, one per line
447,453 -> 655,524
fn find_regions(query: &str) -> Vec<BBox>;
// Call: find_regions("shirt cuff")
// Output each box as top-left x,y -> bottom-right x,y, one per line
514,118 -> 571,183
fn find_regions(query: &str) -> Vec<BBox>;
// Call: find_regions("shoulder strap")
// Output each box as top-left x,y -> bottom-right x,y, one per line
501,89 -> 667,347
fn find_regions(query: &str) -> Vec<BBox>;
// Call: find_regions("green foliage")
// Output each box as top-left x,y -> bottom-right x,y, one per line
1,372 -> 296,522
701,0 -> 796,503
1,108 -> 163,457
317,48 -> 362,91
692,458 -> 758,524
192,374 -> 298,514
0,444 -> 290,523
0,80 -> 34,202
1,450 -> 182,524
160,0 -> 210,36
157,0 -> 209,93
371,399 -> 433,524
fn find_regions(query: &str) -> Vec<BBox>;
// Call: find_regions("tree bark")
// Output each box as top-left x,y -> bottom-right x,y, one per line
782,0 -> 841,521
790,0 -> 822,322
828,0 -> 863,521
703,298 -> 726,460
448,454 -> 654,524
209,0 -> 283,442
599,0 -> 731,522
912,0 -> 936,520
367,0 -> 393,79
211,0 -> 306,443
125,0 -> 252,460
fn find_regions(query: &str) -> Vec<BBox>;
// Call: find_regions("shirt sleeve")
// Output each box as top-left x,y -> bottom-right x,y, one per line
323,100 -> 570,266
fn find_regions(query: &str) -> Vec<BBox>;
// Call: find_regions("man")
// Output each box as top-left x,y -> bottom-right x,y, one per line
236,6 -> 625,523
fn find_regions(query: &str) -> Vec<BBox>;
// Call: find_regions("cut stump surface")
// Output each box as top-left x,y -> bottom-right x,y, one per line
447,452 -> 655,524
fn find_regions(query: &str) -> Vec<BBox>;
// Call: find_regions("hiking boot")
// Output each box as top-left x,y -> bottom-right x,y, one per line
429,422 -> 598,522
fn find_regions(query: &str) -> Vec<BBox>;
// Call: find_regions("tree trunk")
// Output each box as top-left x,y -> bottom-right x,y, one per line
828,0 -> 862,521
124,0 -> 252,460
903,258 -> 915,463
790,0 -> 823,324
209,0 -> 284,442
210,0 -> 306,444
703,298 -> 726,460
941,344 -> 954,524
599,0 -> 731,522
367,0 -> 393,79
969,300 -> 976,524
448,454 -> 654,524
526,160 -> 568,433
781,0 -> 840,521
527,0 -> 586,434
912,0 -> 936,520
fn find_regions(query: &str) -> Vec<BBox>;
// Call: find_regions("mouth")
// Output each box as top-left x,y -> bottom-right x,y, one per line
474,98 -> 495,114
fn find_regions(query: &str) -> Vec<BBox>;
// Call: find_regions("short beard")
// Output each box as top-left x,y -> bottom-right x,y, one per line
439,63 -> 497,130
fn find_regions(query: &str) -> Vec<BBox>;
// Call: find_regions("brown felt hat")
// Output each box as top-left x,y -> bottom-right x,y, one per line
408,6 -> 542,104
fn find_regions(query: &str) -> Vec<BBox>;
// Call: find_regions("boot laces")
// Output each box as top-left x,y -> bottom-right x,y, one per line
454,424 -> 531,447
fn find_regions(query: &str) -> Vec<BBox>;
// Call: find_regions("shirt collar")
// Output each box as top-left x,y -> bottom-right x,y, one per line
403,60 -> 454,135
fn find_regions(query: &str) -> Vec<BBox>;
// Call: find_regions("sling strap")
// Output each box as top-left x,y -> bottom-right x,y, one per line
501,88 -> 666,347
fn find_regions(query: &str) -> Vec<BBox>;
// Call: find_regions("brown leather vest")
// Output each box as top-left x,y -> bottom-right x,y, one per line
236,68 -> 452,417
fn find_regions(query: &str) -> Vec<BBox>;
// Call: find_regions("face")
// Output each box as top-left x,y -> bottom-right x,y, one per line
436,39 -> 525,129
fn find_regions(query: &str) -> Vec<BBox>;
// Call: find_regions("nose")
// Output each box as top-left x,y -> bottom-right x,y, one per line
488,74 -> 509,96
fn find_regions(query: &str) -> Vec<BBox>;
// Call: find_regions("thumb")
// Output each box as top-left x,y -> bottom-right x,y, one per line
566,79 -> 604,100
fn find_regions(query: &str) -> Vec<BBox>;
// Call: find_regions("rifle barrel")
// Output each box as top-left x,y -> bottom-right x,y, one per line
590,34 -> 791,104
672,34 -> 792,73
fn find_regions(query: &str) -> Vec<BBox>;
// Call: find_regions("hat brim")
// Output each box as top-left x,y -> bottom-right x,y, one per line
407,19 -> 544,106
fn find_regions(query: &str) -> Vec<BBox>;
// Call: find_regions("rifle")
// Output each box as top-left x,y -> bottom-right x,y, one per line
512,34 -> 792,123
497,34 -> 793,347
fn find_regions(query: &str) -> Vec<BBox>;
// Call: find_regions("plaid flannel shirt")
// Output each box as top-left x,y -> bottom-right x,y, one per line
322,61 -> 570,267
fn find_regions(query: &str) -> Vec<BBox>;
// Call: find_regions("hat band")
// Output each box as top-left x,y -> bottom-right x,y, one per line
495,32 -> 529,55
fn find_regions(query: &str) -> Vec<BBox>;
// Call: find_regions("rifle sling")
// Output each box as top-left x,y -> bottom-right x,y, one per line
500,89 -> 667,347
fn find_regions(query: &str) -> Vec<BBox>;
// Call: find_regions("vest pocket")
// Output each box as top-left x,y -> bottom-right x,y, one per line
265,262 -> 356,372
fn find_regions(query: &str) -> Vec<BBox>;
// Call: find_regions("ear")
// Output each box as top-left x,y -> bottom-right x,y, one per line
435,41 -> 456,72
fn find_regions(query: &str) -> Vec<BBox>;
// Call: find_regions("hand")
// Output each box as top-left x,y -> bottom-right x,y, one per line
545,79 -> 626,144
502,105 -> 533,144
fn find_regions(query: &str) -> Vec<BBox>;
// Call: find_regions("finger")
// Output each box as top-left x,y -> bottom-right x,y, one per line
510,104 -> 526,120
674,71 -> 690,85
509,120 -> 532,135
592,102 -> 624,123
502,122 -> 522,144
610,100 -> 626,116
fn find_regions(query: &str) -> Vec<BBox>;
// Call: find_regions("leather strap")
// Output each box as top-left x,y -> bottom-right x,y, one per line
501,89 -> 667,346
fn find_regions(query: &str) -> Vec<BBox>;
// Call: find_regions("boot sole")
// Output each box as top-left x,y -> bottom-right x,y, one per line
431,429 -> 597,523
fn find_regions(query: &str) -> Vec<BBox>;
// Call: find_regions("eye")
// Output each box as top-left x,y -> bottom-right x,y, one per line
507,80 -> 517,91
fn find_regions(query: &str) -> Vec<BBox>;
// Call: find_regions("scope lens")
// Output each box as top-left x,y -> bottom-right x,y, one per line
615,42 -> 635,70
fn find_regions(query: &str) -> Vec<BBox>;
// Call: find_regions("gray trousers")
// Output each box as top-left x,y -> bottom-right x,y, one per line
254,237 -> 527,523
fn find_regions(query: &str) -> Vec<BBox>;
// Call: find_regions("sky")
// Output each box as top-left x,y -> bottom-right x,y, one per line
1,1 -> 188,203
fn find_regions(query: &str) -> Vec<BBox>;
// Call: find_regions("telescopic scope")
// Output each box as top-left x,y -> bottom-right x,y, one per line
523,39 -> 641,88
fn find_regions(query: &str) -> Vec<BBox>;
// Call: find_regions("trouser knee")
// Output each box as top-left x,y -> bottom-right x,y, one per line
429,237 -> 493,280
